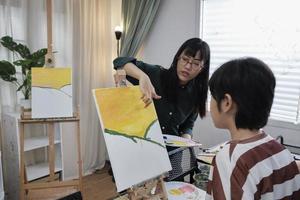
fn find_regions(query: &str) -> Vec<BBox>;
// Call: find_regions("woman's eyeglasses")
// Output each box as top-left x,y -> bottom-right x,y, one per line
179,56 -> 204,70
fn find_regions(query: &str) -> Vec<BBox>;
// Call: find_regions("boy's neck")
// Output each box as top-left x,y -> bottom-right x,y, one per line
229,128 -> 260,141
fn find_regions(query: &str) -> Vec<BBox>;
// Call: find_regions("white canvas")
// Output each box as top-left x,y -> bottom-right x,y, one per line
31,68 -> 73,118
93,86 -> 172,192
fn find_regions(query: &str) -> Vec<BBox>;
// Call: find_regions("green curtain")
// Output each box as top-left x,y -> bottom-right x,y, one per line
120,0 -> 160,57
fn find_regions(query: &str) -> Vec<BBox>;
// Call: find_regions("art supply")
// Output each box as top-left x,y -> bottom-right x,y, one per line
163,134 -> 201,147
164,181 -> 206,200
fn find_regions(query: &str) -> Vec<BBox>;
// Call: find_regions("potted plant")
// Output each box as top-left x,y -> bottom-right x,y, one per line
0,36 -> 47,107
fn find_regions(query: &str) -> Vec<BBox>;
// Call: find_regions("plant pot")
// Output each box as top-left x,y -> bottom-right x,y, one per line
20,98 -> 31,109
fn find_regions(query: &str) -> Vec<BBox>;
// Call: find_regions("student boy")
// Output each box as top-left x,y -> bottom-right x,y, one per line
206,57 -> 300,199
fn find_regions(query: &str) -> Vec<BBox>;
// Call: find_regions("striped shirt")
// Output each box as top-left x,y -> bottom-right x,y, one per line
206,132 -> 300,200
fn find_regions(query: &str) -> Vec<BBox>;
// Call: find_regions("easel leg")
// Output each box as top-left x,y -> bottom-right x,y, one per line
157,177 -> 168,200
127,188 -> 138,200
19,122 -> 25,200
77,121 -> 83,191
48,123 -> 55,181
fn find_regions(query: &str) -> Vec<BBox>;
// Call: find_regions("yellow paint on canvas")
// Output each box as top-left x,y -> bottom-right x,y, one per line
32,68 -> 71,89
94,86 -> 157,138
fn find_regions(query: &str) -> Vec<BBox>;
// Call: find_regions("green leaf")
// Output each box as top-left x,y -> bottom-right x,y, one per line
32,57 -> 45,67
0,36 -> 46,97
13,59 -> 32,66
9,76 -> 17,82
15,43 -> 31,58
30,48 -> 47,67
1,36 -> 31,58
0,36 -> 18,51
1,75 -> 17,82
0,60 -> 17,82
31,48 -> 47,59
0,60 -> 16,75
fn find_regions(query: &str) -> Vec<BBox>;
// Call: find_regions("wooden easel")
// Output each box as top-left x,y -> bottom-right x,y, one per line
127,176 -> 168,200
45,0 -> 55,67
19,108 -> 83,200
18,0 -> 81,198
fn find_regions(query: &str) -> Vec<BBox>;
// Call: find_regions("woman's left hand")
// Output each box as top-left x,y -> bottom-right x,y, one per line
139,74 -> 161,107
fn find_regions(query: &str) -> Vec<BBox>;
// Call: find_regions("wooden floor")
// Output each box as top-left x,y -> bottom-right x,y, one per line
27,164 -> 119,200
81,164 -> 119,200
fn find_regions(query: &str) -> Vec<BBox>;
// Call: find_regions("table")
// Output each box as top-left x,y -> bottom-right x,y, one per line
196,153 -> 214,165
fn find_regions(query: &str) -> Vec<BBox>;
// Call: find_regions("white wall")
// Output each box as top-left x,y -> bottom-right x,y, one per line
142,0 -> 200,68
141,0 -> 300,152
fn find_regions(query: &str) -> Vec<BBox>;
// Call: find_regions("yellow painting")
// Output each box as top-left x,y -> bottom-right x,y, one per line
31,68 -> 73,118
94,86 -> 163,147
93,86 -> 171,192
32,68 -> 71,89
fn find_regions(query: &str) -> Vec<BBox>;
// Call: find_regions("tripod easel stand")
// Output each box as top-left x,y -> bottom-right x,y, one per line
19,108 -> 83,200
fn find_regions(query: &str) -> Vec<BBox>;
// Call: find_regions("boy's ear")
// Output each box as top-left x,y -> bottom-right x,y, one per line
221,93 -> 234,113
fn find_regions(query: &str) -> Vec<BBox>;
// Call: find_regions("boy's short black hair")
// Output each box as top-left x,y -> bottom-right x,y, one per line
209,57 -> 276,130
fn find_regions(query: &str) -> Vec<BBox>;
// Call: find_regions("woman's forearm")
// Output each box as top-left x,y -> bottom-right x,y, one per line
123,62 -> 147,80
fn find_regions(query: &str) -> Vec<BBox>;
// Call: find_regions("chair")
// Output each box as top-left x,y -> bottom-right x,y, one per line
276,135 -> 300,160
165,146 -> 199,183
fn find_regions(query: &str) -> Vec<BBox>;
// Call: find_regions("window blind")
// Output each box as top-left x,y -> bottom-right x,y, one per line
201,0 -> 300,124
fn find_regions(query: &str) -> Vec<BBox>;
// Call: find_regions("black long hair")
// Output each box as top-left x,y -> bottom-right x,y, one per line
160,38 -> 210,118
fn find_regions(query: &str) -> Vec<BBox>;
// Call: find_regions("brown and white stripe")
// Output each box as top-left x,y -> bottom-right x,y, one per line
206,133 -> 300,200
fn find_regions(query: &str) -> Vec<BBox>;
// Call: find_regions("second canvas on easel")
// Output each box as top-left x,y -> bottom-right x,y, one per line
93,86 -> 172,192
31,68 -> 73,118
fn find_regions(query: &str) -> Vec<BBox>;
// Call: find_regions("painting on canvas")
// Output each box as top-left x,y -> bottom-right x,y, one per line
31,68 -> 73,118
93,86 -> 172,192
